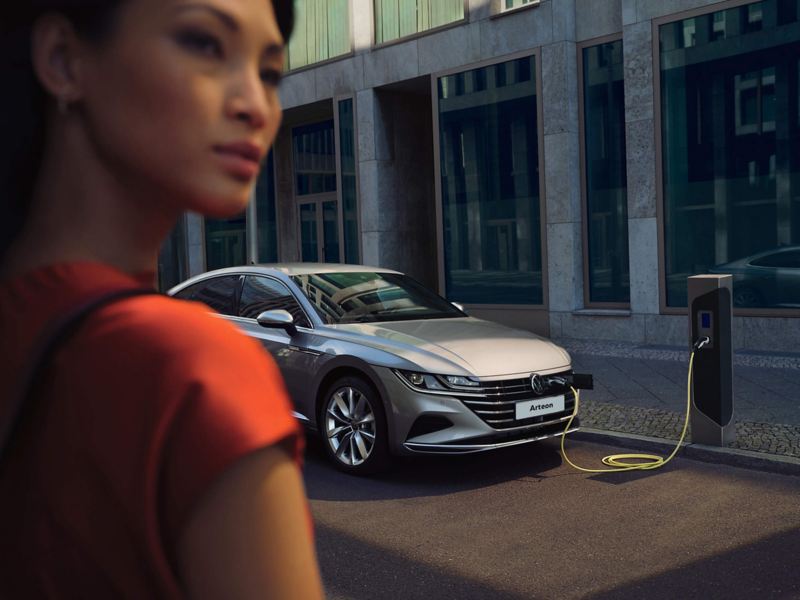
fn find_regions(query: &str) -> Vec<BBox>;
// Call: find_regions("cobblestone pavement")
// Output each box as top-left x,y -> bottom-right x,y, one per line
555,338 -> 800,459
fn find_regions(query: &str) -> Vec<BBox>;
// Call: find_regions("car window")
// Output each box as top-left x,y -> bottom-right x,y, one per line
291,272 -> 466,324
173,275 -> 239,315
751,250 -> 800,268
239,276 -> 311,328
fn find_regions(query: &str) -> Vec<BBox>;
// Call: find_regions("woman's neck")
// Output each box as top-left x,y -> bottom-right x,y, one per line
2,115 -> 179,279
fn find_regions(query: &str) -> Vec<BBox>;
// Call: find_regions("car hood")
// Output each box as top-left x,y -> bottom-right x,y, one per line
330,317 -> 570,377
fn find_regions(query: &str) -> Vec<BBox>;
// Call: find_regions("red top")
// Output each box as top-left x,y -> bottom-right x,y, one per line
0,262 -> 304,598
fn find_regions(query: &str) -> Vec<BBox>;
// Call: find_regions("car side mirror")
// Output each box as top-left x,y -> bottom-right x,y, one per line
256,309 -> 298,336
452,302 -> 466,314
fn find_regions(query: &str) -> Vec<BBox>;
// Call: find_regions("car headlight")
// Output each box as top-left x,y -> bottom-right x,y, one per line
394,370 -> 479,392
443,375 -> 479,387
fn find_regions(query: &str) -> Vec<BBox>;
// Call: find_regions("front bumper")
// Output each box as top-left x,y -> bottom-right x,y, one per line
372,366 -> 579,456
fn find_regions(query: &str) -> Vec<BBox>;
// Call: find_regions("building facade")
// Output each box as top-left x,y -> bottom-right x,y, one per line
161,0 -> 800,352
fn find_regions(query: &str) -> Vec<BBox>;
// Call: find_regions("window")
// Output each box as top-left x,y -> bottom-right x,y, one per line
659,0 -> 800,310
338,98 -> 360,264
437,55 -> 543,304
256,151 -> 278,263
374,0 -> 464,45
286,0 -> 350,71
502,0 -> 539,12
239,276 -> 311,328
205,213 -> 246,270
174,276 -> 240,315
293,120 -> 337,196
581,39 -> 629,305
751,248 -> 800,268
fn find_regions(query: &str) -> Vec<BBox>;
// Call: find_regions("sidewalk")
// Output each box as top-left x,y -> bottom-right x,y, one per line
554,338 -> 800,459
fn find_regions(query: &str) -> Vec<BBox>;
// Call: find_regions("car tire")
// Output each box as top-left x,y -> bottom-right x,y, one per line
318,375 -> 390,475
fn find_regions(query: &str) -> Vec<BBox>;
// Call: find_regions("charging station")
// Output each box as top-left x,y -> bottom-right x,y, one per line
687,275 -> 735,446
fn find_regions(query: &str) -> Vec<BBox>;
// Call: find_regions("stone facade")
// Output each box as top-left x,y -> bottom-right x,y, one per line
183,0 -> 800,352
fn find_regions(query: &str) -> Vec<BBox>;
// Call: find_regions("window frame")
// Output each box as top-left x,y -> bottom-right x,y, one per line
577,33 -> 631,310
283,0 -> 355,74
173,274 -> 243,317
371,0 -> 470,50
235,274 -> 315,330
653,0 -> 800,317
431,48 -> 548,309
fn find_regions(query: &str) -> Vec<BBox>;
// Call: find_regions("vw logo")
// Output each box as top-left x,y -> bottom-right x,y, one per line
530,374 -> 545,395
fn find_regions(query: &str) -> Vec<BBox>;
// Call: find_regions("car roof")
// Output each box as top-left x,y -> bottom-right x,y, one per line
258,263 -> 402,276
196,263 -> 402,277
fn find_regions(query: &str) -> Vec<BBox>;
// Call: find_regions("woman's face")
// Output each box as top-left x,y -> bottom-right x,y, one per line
76,0 -> 285,218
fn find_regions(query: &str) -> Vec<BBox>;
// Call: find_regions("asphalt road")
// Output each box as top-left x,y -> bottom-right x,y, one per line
303,436 -> 800,600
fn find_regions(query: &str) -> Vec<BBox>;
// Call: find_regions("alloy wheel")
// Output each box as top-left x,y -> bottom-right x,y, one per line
324,386 -> 377,466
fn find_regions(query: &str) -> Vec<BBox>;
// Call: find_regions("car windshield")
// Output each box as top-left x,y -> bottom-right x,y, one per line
290,272 -> 466,324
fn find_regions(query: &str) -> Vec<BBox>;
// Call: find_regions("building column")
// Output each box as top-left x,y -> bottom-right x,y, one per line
541,33 -> 583,336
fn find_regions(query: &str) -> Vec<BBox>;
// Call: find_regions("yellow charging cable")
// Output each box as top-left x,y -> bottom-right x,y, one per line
560,352 -> 696,472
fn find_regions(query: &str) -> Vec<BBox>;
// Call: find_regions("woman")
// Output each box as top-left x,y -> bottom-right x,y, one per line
0,0 -> 325,597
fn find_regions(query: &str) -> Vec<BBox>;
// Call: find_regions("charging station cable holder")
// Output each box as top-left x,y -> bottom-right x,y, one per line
687,274 -> 735,446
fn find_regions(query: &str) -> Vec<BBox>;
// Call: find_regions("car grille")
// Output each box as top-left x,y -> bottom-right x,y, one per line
453,371 -> 576,430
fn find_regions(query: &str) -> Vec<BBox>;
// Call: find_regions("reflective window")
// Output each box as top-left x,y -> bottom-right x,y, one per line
338,98 -> 360,263
286,0 -> 350,71
256,151 -> 278,263
504,0 -> 538,10
437,56 -> 543,304
374,0 -> 463,45
293,120 -> 337,196
300,203 -> 319,261
660,0 -> 800,309
239,276 -> 311,328
205,213 -> 246,270
174,275 -> 239,315
291,272 -> 465,324
582,40 -> 629,304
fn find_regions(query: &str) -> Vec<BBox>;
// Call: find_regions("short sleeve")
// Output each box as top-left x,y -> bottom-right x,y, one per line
87,297 -> 304,548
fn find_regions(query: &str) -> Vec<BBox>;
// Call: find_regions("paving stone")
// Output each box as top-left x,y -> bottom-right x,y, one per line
557,337 -> 800,460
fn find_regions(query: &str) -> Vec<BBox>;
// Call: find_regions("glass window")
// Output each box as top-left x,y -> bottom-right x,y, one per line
582,40 -> 629,304
437,55 -> 543,304
750,248 -> 800,267
338,98 -> 360,264
239,276 -> 311,328
660,0 -> 800,309
293,120 -> 337,196
205,213 -> 246,270
374,0 -> 464,45
291,272 -> 465,324
256,151 -> 278,263
286,0 -> 350,71
174,275 -> 239,315
300,203 -> 319,261
504,0 -> 538,11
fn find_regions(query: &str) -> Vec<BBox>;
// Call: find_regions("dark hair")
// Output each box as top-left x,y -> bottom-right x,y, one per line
0,0 -> 294,263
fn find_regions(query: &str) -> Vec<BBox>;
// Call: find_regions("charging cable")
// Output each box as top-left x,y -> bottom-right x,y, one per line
560,342 -> 705,472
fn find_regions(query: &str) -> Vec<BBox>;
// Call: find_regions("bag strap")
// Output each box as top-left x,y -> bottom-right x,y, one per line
0,287 -> 159,462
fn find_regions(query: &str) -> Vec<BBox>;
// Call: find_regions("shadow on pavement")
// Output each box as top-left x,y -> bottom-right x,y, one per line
588,526 -> 800,599
315,522 -> 535,600
303,436 -> 569,502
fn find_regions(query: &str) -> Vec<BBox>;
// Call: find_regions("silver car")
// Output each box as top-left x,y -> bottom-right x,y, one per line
169,264 -> 580,474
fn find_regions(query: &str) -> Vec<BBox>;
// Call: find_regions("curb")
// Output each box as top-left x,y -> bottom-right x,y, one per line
571,428 -> 800,477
